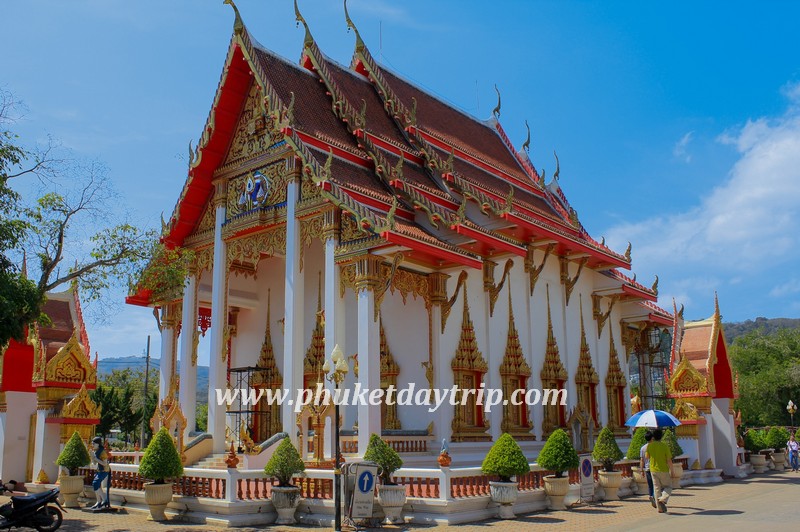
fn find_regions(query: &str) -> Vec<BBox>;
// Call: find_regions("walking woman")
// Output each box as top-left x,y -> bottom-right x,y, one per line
788,432 -> 800,472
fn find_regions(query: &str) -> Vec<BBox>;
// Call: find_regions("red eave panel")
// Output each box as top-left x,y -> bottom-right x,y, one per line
452,224 -> 525,257
621,284 -> 658,302
381,231 -> 482,270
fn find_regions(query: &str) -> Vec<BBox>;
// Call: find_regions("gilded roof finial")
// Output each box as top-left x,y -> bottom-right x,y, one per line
188,139 -> 196,168
714,291 -> 720,320
223,0 -> 244,35
624,242 -> 632,261
553,150 -> 560,182
522,120 -> 531,153
492,85 -> 501,119
651,275 -> 659,295
294,0 -> 313,47
343,0 -> 365,52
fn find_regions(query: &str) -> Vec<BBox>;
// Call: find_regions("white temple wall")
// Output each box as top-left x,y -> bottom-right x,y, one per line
229,255 -> 286,370
525,251 -> 549,441
381,288 -> 430,432
710,398 -> 738,475
0,391 -> 35,483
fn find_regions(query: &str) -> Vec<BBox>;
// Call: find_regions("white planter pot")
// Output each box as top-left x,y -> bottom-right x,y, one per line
631,466 -> 649,496
670,463 -> 683,489
144,482 -> 173,521
377,484 -> 406,524
597,470 -> 622,501
772,451 -> 786,471
544,475 -> 570,511
271,486 -> 301,525
58,475 -> 85,509
489,481 -> 518,519
750,454 -> 768,473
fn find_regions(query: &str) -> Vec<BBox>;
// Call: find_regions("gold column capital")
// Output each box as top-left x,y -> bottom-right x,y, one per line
212,177 -> 228,208
353,254 -> 384,292
429,272 -> 450,305
321,207 -> 340,241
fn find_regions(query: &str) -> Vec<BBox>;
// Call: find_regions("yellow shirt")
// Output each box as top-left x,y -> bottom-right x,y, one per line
646,441 -> 672,473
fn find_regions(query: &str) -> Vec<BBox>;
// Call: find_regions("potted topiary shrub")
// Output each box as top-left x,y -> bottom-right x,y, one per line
55,431 -> 91,508
363,434 -> 405,524
481,433 -> 530,519
264,438 -> 305,524
536,429 -> 579,510
744,429 -> 768,473
592,427 -> 624,501
662,429 -> 685,488
138,427 -> 184,521
765,426 -> 790,471
626,428 -> 649,495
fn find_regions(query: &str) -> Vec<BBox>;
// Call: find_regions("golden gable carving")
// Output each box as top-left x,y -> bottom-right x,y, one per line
61,384 -> 100,420
668,355 -> 708,397
41,330 -> 96,386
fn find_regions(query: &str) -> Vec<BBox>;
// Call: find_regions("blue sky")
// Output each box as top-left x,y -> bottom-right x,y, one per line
4,0 -> 800,362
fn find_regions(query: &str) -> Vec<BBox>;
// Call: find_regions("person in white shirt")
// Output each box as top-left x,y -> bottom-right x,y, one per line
787,433 -> 800,472
639,431 -> 655,507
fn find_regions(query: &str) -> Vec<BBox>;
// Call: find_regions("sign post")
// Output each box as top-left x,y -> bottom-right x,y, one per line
579,454 -> 595,502
350,462 -> 377,520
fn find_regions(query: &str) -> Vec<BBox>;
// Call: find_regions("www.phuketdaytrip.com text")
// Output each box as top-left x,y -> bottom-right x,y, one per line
216,383 -> 567,413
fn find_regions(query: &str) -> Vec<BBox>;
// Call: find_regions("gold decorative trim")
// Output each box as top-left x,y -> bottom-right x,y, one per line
592,294 -> 617,339
483,259 -> 514,317
559,256 -> 588,306
379,317 -> 401,430
575,297 -> 599,425
541,285 -> 568,436
500,290 -> 534,439
226,227 -> 287,275
299,213 -> 326,272
668,354 -> 709,397
451,284 -> 490,443
251,290 -> 283,440
439,271 -> 468,334
38,330 -> 97,386
605,331 -> 627,433
303,274 -> 326,389
525,243 -> 554,296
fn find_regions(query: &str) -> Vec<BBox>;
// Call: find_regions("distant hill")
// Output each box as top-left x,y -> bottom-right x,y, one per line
723,318 -> 800,344
97,356 -> 209,405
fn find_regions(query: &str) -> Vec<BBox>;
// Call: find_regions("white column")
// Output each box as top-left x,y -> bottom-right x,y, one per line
324,224 -> 345,375
430,303 -> 451,444
179,273 -> 198,440
208,181 -> 229,453
356,283 -> 381,456
31,409 -> 47,482
353,256 -> 382,455
282,180 -> 305,447
157,305 -> 177,402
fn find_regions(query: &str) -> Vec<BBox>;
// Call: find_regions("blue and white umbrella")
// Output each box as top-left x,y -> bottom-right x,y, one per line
625,409 -> 682,428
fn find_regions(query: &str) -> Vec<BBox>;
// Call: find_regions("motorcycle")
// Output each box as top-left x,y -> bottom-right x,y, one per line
0,481 -> 64,531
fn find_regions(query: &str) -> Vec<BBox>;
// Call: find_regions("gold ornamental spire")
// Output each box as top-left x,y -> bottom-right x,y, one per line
576,296 -> 599,385
541,285 -> 567,383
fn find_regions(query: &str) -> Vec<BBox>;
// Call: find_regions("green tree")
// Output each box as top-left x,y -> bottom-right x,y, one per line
0,89 -> 193,345
592,427 -> 624,472
264,438 -> 305,487
56,431 -> 92,476
91,384 -> 120,439
139,427 -> 184,484
362,433 -> 404,484
626,427 -> 648,460
730,328 -> 800,426
536,429 -> 579,478
481,433 -> 530,482
196,403 -> 208,433
118,384 -> 142,445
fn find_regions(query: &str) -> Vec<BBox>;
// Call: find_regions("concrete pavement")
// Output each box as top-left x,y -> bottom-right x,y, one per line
2,469 -> 798,530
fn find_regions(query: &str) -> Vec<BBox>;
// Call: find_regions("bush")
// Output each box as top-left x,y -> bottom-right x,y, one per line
592,427 -> 624,472
626,427 -> 648,460
139,427 -> 184,484
765,426 -> 790,451
481,433 -> 531,482
744,429 -> 766,453
536,429 -> 579,478
363,433 -> 403,484
56,431 -> 91,476
662,429 -> 684,458
264,438 -> 305,487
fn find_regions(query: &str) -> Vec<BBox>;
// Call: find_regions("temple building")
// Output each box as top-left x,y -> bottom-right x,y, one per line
667,295 -> 741,477
127,1 -> 673,465
0,284 -> 100,485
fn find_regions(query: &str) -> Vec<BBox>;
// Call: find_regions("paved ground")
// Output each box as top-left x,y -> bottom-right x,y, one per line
3,469 -> 798,531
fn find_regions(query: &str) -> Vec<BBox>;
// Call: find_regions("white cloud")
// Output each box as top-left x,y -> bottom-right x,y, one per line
770,278 -> 800,298
606,83 -> 800,316
673,131 -> 693,163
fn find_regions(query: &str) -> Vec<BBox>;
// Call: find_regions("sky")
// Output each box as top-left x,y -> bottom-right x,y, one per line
3,0 -> 800,363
